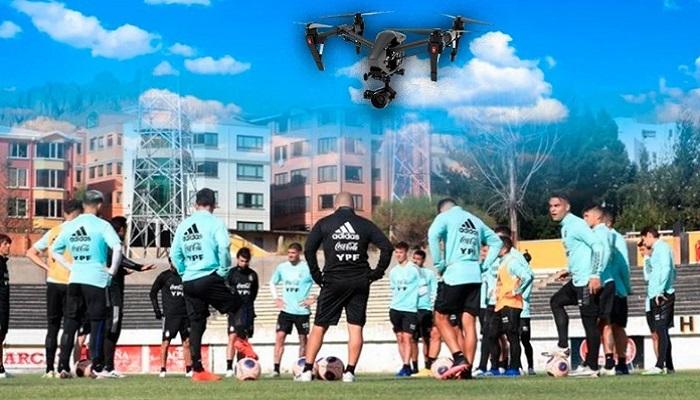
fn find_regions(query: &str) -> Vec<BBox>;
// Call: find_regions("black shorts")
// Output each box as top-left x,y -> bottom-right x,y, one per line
414,309 -> 433,340
434,282 -> 481,316
162,316 -> 190,341
183,272 -> 242,321
551,281 -> 599,318
0,285 -> 8,337
46,282 -> 68,323
228,305 -> 255,338
314,278 -> 370,327
649,293 -> 675,330
276,311 -> 310,335
610,296 -> 628,328
65,283 -> 108,321
390,309 -> 418,334
597,281 -> 616,323
497,306 -> 521,334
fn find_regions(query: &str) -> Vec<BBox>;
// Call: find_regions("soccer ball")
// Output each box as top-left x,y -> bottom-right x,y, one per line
312,356 -> 324,378
74,360 -> 92,378
545,355 -> 570,377
316,356 -> 344,381
235,357 -> 261,381
431,357 -> 454,379
292,357 -> 306,377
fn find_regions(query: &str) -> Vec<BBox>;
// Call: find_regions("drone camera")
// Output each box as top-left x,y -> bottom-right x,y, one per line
363,86 -> 397,109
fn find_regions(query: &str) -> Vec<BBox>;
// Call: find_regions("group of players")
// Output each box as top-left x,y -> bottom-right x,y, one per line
0,188 -> 677,381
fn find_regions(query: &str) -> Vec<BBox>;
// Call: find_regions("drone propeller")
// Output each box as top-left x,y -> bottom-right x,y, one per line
441,14 -> 490,25
294,22 -> 333,29
391,28 -> 468,35
321,11 -> 392,19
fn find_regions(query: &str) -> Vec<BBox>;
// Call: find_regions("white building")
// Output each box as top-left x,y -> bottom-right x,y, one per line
616,117 -> 677,166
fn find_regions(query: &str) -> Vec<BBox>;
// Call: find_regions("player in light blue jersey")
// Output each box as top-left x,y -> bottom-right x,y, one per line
269,243 -> 315,378
410,248 -> 440,377
389,242 -> 421,377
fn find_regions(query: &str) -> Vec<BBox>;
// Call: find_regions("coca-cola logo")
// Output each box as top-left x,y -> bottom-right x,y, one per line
335,242 -> 358,252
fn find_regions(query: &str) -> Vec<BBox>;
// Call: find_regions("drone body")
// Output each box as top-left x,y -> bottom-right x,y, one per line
302,12 -> 485,108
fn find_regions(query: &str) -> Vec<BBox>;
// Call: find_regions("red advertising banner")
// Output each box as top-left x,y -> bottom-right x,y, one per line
147,345 -> 209,373
2,348 -> 45,370
112,345 -> 143,374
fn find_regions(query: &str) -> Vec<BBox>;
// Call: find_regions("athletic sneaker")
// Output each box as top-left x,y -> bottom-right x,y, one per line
0,372 -> 7,379
58,370 -> 73,379
295,370 -> 313,382
267,371 -> 281,378
225,369 -> 235,378
615,365 -> 630,375
642,367 -> 666,375
569,366 -> 599,377
192,370 -> 221,381
473,368 -> 487,377
395,366 -> 412,378
42,371 -> 56,378
483,368 -> 501,377
106,370 -> 126,378
159,371 -> 166,378
528,368 -> 536,376
600,367 -> 616,377
666,369 -> 675,374
504,368 -> 521,377
185,370 -> 193,378
414,368 -> 432,378
342,371 -> 356,383
92,369 -> 114,379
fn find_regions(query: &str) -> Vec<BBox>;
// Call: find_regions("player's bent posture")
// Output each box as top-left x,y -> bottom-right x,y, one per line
52,191 -> 122,379
640,227 -> 676,375
0,234 -> 12,379
225,247 -> 259,377
547,194 -> 608,377
411,249 -> 439,377
171,188 -> 242,382
602,209 -> 632,375
297,192 -> 393,383
492,236 -> 533,377
150,261 -> 192,378
26,199 -> 83,377
428,198 -> 502,379
389,242 -> 421,377
269,243 -> 315,378
582,206 -> 615,376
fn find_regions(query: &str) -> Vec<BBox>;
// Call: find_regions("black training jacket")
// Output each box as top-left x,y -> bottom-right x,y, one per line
150,269 -> 187,318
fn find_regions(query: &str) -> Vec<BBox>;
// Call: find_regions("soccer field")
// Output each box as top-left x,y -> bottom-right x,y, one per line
3,373 -> 700,400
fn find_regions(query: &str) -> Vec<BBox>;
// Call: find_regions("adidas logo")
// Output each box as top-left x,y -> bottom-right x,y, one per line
69,226 -> 90,242
183,224 -> 202,241
332,221 -> 360,240
459,219 -> 477,234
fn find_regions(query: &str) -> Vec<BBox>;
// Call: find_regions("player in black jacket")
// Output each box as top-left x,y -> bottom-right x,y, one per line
0,234 -> 11,379
103,217 -> 155,377
225,247 -> 259,377
297,192 -> 393,383
150,261 -> 191,378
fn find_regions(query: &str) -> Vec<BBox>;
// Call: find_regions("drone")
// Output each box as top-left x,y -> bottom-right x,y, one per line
301,12 -> 487,108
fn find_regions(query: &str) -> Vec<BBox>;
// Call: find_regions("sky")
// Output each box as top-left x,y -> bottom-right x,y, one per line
1,0 -> 700,126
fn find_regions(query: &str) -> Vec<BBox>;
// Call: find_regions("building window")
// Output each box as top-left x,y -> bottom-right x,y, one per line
117,162 -> 122,175
372,168 -> 381,181
90,138 -> 96,151
76,143 -> 82,154
372,139 -> 383,154
274,145 -> 287,163
193,132 -> 218,147
115,191 -> 122,204
318,137 -> 337,154
345,138 -> 363,154
274,172 -> 289,186
36,169 -> 66,188
76,170 -> 82,183
237,193 -> 264,209
291,140 -> 309,157
107,135 -> 113,147
372,196 -> 381,206
319,194 -> 335,210
352,194 -> 364,210
237,135 -> 263,152
117,134 -> 122,146
36,142 -> 65,159
35,199 -> 63,218
318,165 -> 337,183
97,136 -> 104,149
8,168 -> 28,188
9,142 -> 28,158
290,196 -> 309,214
290,168 -> 308,185
89,167 -> 96,179
8,198 -> 28,218
196,161 -> 219,178
237,163 -> 263,181
237,221 -> 263,231
106,163 -> 113,176
345,166 -> 363,183
97,165 -> 104,177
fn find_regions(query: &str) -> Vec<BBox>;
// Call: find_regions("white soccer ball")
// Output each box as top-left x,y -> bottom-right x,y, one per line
317,356 -> 344,381
236,357 -> 261,381
312,356 -> 324,378
545,355 -> 570,377
292,357 -> 306,377
74,360 -> 92,378
431,357 -> 454,379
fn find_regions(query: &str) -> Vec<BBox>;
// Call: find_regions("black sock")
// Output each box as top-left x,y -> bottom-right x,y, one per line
274,363 -> 280,373
411,361 -> 419,373
426,357 -> 435,369
452,352 -> 466,365
160,367 -> 166,372
616,356 -> 626,368
303,362 -> 313,372
604,354 -> 615,369
0,365 -> 5,374
345,364 -> 356,374
226,359 -> 233,370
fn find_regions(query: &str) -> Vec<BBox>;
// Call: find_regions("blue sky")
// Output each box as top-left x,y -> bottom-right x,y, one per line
1,0 -> 700,123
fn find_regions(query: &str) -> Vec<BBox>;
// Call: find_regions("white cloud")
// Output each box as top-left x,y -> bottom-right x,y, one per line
663,0 -> 680,10
168,42 -> 195,57
12,0 -> 160,60
145,0 -> 210,5
621,93 -> 649,104
0,21 -> 22,39
153,61 -> 179,76
339,31 -> 567,124
139,88 -> 241,125
544,55 -> 556,68
678,56 -> 700,81
184,55 -> 250,75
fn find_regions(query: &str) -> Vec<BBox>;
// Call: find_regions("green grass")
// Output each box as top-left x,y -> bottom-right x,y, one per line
3,373 -> 700,400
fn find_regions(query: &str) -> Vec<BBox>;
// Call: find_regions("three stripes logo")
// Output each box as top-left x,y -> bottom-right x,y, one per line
332,221 -> 360,240
183,224 -> 202,241
459,219 -> 477,234
69,226 -> 90,242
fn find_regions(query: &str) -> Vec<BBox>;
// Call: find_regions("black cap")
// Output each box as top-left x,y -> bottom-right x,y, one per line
196,188 -> 216,207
